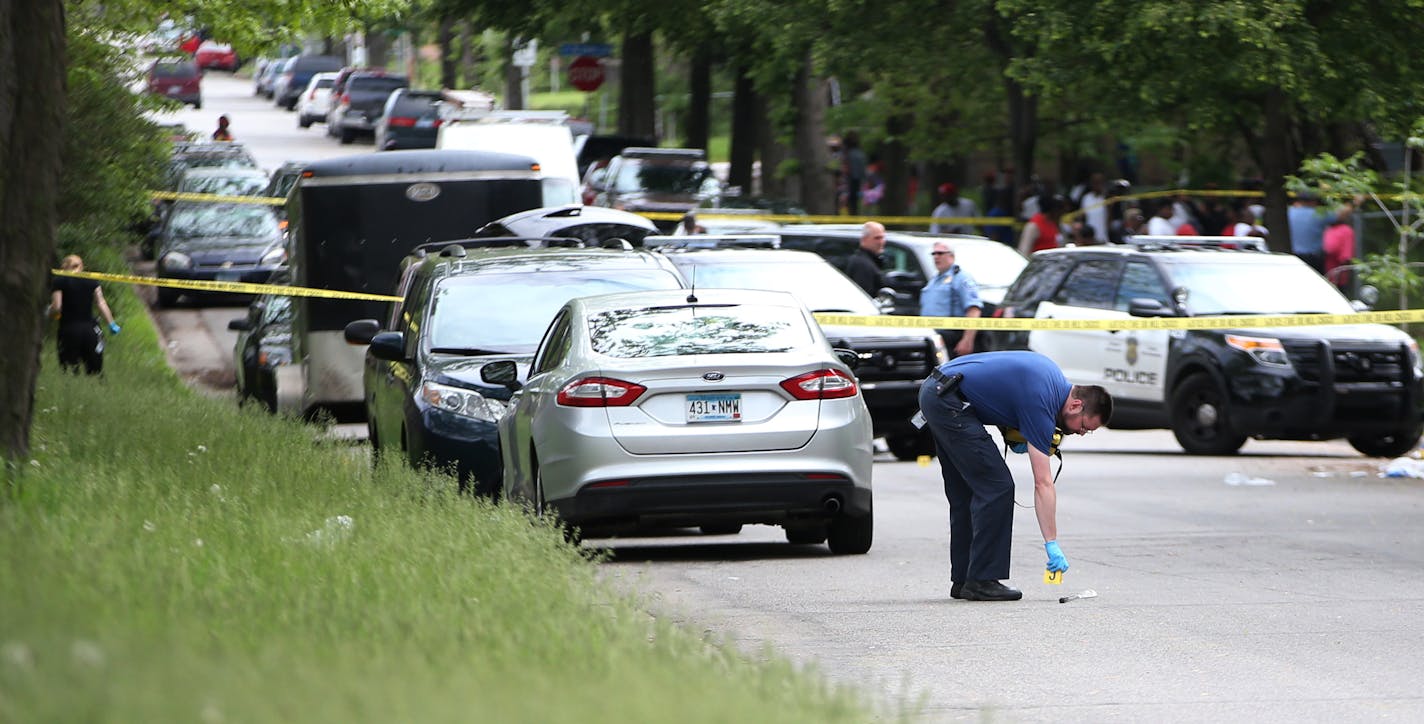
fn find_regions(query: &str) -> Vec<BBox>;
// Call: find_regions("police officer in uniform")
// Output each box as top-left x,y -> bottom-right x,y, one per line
918,242 -> 982,358
918,351 -> 1112,601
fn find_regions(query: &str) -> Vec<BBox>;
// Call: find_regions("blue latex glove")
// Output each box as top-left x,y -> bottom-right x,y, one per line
108,322 -> 121,335
1045,541 -> 1069,573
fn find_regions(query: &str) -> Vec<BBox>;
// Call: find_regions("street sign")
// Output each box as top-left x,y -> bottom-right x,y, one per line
512,39 -> 538,68
568,56 -> 605,92
558,43 -> 613,58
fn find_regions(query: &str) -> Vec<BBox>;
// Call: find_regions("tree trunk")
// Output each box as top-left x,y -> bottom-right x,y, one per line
757,94 -> 791,201
728,66 -> 758,195
459,21 -> 477,89
0,0 -> 66,464
791,54 -> 834,215
685,48 -> 710,152
437,16 -> 456,90
502,35 -> 523,110
366,27 -> 390,68
881,114 -> 912,218
1007,78 -> 1038,190
618,30 -> 656,139
1260,89 -> 1293,254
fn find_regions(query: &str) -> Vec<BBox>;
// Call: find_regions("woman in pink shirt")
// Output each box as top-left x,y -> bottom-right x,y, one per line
1322,206 -> 1356,293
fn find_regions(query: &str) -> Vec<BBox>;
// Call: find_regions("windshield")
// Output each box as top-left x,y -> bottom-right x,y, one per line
180,174 -> 268,197
167,204 -> 281,239
613,158 -> 713,194
943,243 -> 1028,288
589,305 -> 813,358
1164,256 -> 1355,315
427,269 -> 682,353
542,178 -> 578,206
672,258 -> 881,315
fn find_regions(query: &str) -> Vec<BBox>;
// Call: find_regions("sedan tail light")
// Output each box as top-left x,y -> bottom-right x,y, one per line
557,377 -> 646,407
386,116 -> 416,127
339,93 -> 350,105
780,369 -> 858,400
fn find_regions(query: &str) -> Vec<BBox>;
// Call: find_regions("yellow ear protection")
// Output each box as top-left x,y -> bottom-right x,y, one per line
998,426 -> 1066,489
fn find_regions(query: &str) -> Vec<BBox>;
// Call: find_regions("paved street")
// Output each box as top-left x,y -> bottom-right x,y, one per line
152,72 -> 1424,722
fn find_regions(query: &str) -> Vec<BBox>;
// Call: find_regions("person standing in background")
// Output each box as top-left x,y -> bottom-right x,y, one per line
1323,205 -> 1357,293
1077,173 -> 1110,244
50,254 -> 120,375
1288,192 -> 1351,274
212,115 -> 233,141
843,131 -> 867,216
1017,195 -> 1064,256
919,242 -> 983,358
843,221 -> 888,296
930,183 -> 980,234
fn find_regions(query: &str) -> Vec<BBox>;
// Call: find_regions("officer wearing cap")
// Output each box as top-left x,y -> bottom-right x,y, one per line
919,242 -> 982,358
919,351 -> 1112,601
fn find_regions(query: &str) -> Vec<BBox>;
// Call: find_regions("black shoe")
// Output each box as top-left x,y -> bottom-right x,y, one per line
951,581 -> 964,599
960,580 -> 1022,601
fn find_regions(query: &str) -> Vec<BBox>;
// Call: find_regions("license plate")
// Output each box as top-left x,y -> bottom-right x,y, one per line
686,393 -> 741,423
167,86 -> 182,94
416,118 -> 435,128
216,271 -> 241,282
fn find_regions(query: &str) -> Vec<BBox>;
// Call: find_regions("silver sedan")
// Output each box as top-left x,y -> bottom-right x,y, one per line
490,288 -> 875,553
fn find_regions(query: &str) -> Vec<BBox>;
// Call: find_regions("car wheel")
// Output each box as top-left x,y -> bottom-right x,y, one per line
155,286 -> 180,308
531,455 -> 546,517
826,502 -> 873,555
339,128 -> 354,145
1348,424 -> 1423,458
886,429 -> 935,461
1169,373 -> 1247,454
784,525 -> 827,545
699,523 -> 743,536
193,101 -> 202,110
299,115 -> 312,129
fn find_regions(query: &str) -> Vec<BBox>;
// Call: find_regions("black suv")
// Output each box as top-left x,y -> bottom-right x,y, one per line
988,236 -> 1423,456
650,243 -> 948,460
343,242 -> 685,495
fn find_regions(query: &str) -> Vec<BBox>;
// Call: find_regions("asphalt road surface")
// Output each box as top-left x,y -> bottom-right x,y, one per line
149,71 -> 1424,722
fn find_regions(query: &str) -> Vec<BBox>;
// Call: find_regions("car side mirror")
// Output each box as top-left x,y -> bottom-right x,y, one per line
367,332 -> 406,362
228,318 -> 253,332
874,287 -> 899,313
480,359 -> 521,389
1128,298 -> 1174,317
343,319 -> 381,345
833,348 -> 861,371
1356,284 -> 1380,307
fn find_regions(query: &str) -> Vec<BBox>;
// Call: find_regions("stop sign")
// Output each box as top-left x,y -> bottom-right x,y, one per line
568,55 -> 605,92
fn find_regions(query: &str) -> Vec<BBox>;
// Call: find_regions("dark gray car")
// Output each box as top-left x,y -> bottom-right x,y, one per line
375,89 -> 442,150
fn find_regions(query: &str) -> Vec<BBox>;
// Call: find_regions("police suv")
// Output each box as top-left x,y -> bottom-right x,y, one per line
988,236 -> 1424,456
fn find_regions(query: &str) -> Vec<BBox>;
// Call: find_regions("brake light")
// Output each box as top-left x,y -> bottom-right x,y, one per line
387,116 -> 416,127
340,93 -> 350,105
780,369 -> 858,400
557,377 -> 646,407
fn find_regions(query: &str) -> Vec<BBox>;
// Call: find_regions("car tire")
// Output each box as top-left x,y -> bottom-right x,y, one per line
298,115 -> 312,129
784,525 -> 827,545
826,503 -> 873,555
1169,373 -> 1247,455
339,128 -> 354,145
193,101 -> 202,110
699,523 -> 743,536
155,286 -> 180,308
887,429 -> 935,461
1348,425 -> 1423,458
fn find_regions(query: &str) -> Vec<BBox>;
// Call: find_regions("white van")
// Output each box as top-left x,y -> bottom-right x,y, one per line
436,110 -> 580,206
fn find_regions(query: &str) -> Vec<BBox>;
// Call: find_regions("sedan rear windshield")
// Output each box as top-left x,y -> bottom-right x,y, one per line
152,63 -> 198,78
670,258 -> 881,315
167,204 -> 281,240
588,305 -> 814,358
349,77 -> 409,93
428,269 -> 682,353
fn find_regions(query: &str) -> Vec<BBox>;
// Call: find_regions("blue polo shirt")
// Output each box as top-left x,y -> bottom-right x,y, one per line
1288,205 -> 1330,255
939,351 -> 1071,455
919,265 -> 983,317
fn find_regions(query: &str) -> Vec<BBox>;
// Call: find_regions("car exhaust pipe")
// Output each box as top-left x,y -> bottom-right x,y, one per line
822,495 -> 842,513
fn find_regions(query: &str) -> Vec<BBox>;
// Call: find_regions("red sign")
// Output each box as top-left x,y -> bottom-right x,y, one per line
568,55 -> 605,92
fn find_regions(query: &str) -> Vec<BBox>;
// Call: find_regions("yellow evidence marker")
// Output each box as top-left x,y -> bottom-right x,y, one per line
1044,570 -> 1063,585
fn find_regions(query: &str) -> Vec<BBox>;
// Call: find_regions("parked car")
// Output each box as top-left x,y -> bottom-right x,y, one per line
258,56 -> 294,99
489,287 -> 874,549
194,41 -> 239,71
593,148 -> 722,232
374,89 -> 443,150
473,204 -> 658,247
296,72 -> 338,128
228,274 -> 293,413
327,71 -> 409,143
773,226 -> 1028,321
650,244 -> 947,460
261,161 -> 306,205
572,134 -> 656,178
342,245 -> 686,496
152,201 -> 287,307
145,58 -> 201,109
987,236 -> 1424,456
176,167 -> 270,198
274,55 -> 344,110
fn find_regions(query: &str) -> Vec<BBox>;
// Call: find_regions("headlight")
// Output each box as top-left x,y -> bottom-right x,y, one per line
160,251 -> 193,271
929,333 -> 948,365
1409,340 -> 1421,372
419,381 -> 507,422
1225,334 -> 1291,367
260,247 -> 287,267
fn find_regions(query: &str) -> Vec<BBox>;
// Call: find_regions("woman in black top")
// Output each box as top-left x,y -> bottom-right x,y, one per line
49,254 -> 120,374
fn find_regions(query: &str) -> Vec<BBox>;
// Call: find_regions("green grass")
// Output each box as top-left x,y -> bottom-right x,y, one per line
0,258 -> 889,721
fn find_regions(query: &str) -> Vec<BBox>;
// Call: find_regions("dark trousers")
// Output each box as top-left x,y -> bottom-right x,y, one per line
918,377 -> 1015,582
58,322 -> 103,375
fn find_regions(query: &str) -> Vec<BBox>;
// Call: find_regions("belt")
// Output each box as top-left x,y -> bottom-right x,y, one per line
929,368 -> 969,407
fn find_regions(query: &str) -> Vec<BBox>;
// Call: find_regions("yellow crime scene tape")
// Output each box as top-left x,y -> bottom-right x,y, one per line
53,270 -> 403,302
150,191 -> 287,205
814,310 -> 1424,331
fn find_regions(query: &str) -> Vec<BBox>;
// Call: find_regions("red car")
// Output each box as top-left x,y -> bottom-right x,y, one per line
195,41 -> 239,71
146,59 -> 202,109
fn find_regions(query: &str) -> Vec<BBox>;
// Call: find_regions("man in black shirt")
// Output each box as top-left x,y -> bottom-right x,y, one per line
844,221 -> 887,297
50,255 -> 120,374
